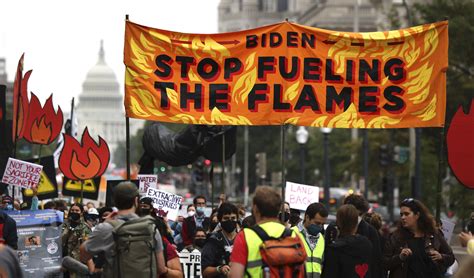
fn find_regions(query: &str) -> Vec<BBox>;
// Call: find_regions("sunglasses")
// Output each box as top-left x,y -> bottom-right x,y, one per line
401,198 -> 415,205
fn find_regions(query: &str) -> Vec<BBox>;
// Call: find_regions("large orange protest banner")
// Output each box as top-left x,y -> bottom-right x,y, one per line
124,20 -> 448,128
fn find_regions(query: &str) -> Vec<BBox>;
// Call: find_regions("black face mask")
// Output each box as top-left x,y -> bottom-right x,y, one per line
278,212 -> 290,223
138,208 -> 151,217
69,212 -> 81,222
221,220 -> 237,233
194,238 -> 206,248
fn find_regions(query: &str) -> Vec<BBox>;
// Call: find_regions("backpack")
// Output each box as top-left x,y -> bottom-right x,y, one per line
108,215 -> 158,278
250,225 -> 307,278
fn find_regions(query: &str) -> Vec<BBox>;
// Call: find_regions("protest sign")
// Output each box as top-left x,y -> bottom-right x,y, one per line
138,174 -> 158,194
7,209 -> 63,278
179,249 -> 201,278
62,177 -> 101,200
440,218 -> 455,243
145,187 -> 183,220
1,158 -> 42,189
285,181 -> 319,211
22,156 -> 58,201
124,20 -> 448,128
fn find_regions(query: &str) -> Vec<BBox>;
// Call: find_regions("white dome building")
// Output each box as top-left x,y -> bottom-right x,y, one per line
76,41 -> 142,162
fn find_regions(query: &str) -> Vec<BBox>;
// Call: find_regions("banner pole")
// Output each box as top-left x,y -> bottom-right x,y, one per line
125,14 -> 131,181
280,124 -> 286,222
221,127 -> 226,197
435,126 -> 446,223
13,65 -> 23,159
80,180 -> 84,204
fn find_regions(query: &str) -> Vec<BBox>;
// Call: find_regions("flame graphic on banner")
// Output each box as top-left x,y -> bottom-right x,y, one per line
22,94 -> 63,145
124,21 -> 447,128
446,101 -> 474,189
59,128 -> 110,181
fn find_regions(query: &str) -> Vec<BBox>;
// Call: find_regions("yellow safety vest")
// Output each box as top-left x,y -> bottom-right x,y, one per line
244,221 -> 298,277
292,226 -> 325,278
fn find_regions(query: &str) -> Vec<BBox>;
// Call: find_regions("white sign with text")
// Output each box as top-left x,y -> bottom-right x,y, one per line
179,249 -> 201,278
285,181 -> 319,211
145,187 -> 183,220
2,158 -> 43,189
138,174 -> 158,194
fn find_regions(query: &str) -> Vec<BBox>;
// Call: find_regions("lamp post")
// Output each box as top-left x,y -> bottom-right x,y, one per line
321,127 -> 333,207
296,127 -> 309,184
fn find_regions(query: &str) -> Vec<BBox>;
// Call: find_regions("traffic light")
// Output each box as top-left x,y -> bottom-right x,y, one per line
255,152 -> 267,180
378,144 -> 391,167
192,160 -> 204,185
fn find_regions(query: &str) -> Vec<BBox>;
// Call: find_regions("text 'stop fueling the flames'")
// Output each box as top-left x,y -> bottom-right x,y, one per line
124,20 -> 448,128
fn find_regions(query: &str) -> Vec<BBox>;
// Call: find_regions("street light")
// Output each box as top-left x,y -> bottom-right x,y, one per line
296,126 -> 309,184
320,127 -> 333,207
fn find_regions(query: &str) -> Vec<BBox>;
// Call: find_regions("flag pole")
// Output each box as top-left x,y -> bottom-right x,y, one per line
221,127 -> 226,197
69,98 -> 75,136
125,14 -> 131,181
280,124 -> 286,222
435,126 -> 446,223
13,63 -> 23,159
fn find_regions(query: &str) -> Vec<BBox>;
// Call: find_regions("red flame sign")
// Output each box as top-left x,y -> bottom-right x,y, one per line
22,94 -> 63,145
446,100 -> 474,189
59,127 -> 110,181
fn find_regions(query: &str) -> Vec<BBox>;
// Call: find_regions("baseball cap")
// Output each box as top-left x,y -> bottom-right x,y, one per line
140,197 -> 153,206
87,208 -> 99,215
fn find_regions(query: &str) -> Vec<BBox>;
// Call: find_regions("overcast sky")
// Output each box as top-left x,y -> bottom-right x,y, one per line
0,0 -> 220,113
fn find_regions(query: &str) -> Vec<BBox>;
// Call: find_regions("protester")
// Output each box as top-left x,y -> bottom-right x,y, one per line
0,195 -> 14,211
343,194 -> 383,278
192,227 -> 207,251
182,196 -> 210,248
0,244 -> 23,278
61,203 -> 92,277
383,198 -> 454,278
289,208 -> 302,227
209,209 -> 219,233
156,217 -> 183,278
80,181 -> 168,277
202,202 -> 239,277
0,203 -> 18,249
322,204 -> 373,278
230,186 -> 304,277
97,207 -> 113,223
241,215 -> 256,228
293,202 -> 327,277
84,208 -> 100,230
279,201 -> 291,227
137,197 -> 154,217
173,204 -> 195,251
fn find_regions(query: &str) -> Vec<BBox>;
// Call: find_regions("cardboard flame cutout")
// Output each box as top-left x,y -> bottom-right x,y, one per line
59,127 -> 110,181
12,54 -> 63,145
446,100 -> 474,189
22,94 -> 63,145
12,55 -> 31,142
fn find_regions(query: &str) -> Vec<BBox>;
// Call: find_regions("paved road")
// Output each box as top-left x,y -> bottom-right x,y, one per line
452,245 -> 469,264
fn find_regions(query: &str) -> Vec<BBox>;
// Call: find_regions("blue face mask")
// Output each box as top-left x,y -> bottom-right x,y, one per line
196,207 -> 205,216
307,224 -> 323,236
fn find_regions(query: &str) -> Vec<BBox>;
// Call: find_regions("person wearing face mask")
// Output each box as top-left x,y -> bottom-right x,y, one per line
182,196 -> 210,248
202,202 -> 239,278
292,202 -> 328,278
192,228 -> 207,251
0,195 -> 18,250
137,197 -> 154,217
84,208 -> 100,231
62,203 -> 92,277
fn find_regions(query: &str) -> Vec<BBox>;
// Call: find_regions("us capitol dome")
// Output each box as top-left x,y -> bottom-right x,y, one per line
76,41 -> 142,162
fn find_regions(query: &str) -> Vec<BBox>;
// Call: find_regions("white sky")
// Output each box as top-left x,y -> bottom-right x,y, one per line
0,0 -> 220,113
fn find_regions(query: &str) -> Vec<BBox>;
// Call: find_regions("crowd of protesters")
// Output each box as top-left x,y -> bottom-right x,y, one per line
0,182 -> 473,277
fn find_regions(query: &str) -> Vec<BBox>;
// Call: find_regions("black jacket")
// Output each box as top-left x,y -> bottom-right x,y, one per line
325,219 -> 383,278
357,219 -> 383,278
0,211 -> 18,250
322,234 -> 373,278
